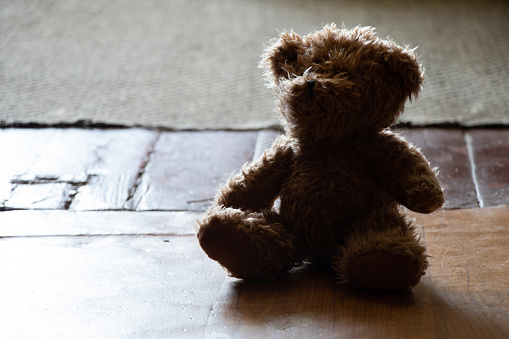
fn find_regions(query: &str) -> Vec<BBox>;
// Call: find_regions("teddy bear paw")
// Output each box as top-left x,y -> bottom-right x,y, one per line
349,251 -> 423,290
405,186 -> 444,214
198,217 -> 261,277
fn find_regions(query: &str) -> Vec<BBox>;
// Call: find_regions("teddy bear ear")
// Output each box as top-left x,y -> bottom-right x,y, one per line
383,47 -> 424,98
261,30 -> 306,83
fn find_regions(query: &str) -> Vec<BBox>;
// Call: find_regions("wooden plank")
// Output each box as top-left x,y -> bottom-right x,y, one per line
69,129 -> 159,211
209,264 -> 337,338
396,128 -> 478,209
4,182 -> 74,210
0,129 -> 57,207
410,206 -> 509,338
23,128 -> 158,211
70,175 -> 133,210
333,280 -> 436,339
466,129 -> 509,207
0,235 -> 227,338
0,128 -> 158,210
15,129 -> 106,181
129,131 -> 258,211
0,210 -> 201,237
0,129 -> 57,177
208,267 -> 436,338
0,206 -> 508,338
210,207 -> 509,338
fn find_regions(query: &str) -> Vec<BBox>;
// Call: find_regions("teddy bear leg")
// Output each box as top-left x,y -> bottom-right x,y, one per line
196,207 -> 304,281
332,208 -> 428,291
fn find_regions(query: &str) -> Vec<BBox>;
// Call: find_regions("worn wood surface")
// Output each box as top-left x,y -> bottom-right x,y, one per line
1,127 -> 508,338
0,128 -> 157,211
127,131 -> 258,211
0,206 -> 508,338
466,130 -> 509,208
1,128 -> 508,211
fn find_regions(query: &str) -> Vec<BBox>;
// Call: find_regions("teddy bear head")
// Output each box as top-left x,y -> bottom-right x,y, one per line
261,24 -> 423,141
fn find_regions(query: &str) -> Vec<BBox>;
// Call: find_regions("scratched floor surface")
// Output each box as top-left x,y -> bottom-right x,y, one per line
0,127 -> 508,338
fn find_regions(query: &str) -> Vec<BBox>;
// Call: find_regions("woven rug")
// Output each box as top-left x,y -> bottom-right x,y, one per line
1,0 -> 508,129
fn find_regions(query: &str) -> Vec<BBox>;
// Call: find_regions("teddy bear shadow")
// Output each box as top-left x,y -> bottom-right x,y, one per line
224,263 -> 497,336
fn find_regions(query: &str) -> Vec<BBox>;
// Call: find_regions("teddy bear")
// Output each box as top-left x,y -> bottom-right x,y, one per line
197,24 -> 444,290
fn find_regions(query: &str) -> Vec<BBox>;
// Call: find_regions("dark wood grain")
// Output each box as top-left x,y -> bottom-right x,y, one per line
128,131 -> 258,211
397,128 -> 478,209
466,129 -> 509,207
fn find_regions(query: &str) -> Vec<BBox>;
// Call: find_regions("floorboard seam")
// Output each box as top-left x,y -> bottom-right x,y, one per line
252,130 -> 266,161
465,132 -> 484,208
0,233 -> 195,239
124,131 -> 161,210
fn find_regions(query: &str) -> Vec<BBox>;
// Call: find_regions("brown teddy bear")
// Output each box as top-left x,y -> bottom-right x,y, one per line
197,24 -> 444,290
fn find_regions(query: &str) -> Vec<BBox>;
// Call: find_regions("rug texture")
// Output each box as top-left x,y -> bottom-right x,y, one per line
1,0 -> 508,129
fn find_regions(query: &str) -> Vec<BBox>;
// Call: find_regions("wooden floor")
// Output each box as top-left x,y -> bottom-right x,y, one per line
1,127 -> 508,338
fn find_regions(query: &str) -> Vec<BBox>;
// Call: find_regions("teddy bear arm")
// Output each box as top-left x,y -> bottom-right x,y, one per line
215,136 -> 294,211
398,165 -> 444,213
379,145 -> 444,214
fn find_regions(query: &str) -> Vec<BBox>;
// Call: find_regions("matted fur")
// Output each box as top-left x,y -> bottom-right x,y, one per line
197,24 -> 443,290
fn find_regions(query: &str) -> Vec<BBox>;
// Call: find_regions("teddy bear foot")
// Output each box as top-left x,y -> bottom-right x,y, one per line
197,208 -> 304,281
349,251 -> 422,291
197,214 -> 261,278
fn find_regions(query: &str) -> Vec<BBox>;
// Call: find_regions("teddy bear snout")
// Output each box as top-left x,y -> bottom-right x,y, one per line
306,79 -> 317,95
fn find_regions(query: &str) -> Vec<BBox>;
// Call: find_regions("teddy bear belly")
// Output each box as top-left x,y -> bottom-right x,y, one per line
278,187 -> 385,259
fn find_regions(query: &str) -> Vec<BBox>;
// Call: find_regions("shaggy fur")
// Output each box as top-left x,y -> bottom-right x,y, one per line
197,24 -> 444,290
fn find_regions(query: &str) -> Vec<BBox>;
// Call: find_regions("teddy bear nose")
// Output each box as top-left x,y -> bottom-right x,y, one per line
307,80 -> 317,96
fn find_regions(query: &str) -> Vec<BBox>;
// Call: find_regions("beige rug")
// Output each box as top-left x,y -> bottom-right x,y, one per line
1,0 -> 508,129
